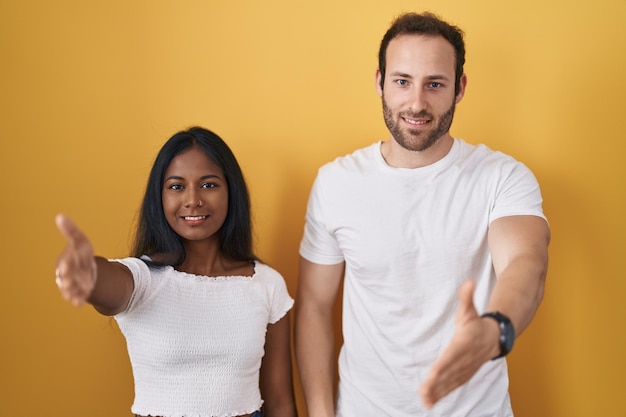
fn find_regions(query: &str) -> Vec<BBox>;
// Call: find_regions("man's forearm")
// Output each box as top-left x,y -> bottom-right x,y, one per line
295,309 -> 337,417
487,215 -> 550,336
487,252 -> 548,336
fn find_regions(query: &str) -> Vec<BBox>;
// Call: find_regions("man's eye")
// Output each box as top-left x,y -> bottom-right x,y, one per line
396,80 -> 408,86
429,82 -> 442,88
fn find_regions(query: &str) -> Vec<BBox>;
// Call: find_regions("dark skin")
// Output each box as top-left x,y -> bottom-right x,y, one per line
55,146 -> 298,417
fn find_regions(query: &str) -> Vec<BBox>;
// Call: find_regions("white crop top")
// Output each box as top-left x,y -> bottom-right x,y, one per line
112,257 -> 294,417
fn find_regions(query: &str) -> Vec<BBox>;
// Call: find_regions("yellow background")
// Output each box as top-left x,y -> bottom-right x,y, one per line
1,1 -> 625,416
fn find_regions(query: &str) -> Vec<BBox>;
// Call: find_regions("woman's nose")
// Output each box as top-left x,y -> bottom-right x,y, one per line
184,190 -> 203,208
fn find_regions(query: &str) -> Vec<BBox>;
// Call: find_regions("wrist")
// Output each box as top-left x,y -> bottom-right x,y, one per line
481,316 -> 502,360
481,311 -> 515,360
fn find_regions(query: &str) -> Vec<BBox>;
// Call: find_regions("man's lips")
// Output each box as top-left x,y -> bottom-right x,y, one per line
402,116 -> 430,126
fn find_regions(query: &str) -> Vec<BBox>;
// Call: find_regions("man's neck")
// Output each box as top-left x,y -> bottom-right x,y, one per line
380,135 -> 454,168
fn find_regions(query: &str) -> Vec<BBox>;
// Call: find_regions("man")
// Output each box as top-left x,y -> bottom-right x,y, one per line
295,12 -> 550,417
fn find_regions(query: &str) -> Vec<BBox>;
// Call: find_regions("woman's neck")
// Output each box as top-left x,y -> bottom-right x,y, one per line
178,239 -> 253,277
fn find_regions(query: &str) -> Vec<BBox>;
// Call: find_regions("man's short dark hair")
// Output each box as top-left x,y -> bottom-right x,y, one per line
378,12 -> 466,95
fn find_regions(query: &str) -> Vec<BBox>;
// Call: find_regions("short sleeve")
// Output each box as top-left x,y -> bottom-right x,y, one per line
489,160 -> 547,224
110,256 -> 153,316
299,170 -> 345,265
260,264 -> 294,324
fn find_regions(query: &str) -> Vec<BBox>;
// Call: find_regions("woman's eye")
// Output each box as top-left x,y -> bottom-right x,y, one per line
201,182 -> 216,189
168,184 -> 184,190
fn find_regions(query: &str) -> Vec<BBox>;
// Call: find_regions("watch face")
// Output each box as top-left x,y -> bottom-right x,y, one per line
482,312 -> 515,358
502,321 -> 515,353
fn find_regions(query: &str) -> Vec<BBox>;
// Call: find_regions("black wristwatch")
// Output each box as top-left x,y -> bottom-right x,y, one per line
481,311 -> 515,360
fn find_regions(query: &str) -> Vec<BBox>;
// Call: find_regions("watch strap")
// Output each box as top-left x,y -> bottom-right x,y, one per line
481,311 -> 515,360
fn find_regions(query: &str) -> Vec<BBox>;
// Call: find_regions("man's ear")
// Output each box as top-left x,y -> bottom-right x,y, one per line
375,69 -> 384,97
455,73 -> 468,103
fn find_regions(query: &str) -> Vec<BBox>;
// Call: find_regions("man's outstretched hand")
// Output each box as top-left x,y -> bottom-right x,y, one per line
419,280 -> 499,409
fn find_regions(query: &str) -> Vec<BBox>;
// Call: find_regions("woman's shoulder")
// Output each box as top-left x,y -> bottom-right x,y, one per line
110,256 -> 149,270
111,256 -> 173,280
253,261 -> 285,281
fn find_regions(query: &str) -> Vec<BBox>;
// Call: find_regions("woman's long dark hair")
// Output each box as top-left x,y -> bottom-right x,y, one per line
131,127 -> 255,266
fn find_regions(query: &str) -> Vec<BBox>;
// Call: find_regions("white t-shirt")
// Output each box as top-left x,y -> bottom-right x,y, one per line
112,258 -> 294,417
300,139 -> 546,417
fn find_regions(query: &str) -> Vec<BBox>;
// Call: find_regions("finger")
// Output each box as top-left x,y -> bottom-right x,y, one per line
456,279 -> 477,323
419,281 -> 480,408
419,346 -> 455,408
55,269 -> 63,289
55,214 -> 85,245
54,215 -> 97,308
419,379 -> 436,409
419,345 -> 464,408
56,267 -> 91,307
56,214 -> 94,272
420,355 -> 468,409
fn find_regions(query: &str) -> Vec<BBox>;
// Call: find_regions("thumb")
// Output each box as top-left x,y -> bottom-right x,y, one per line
456,280 -> 478,323
55,214 -> 84,244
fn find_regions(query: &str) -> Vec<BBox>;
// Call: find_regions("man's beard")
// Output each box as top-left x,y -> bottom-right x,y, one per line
382,98 -> 456,152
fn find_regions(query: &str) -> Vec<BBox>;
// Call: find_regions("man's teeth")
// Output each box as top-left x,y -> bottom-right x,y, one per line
184,216 -> 206,220
405,118 -> 428,125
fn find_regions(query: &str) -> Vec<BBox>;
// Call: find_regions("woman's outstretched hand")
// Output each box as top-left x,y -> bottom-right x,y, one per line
55,214 -> 98,307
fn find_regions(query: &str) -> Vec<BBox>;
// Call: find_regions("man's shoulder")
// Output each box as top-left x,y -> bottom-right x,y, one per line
319,141 -> 380,174
454,139 -> 539,192
455,139 -> 523,168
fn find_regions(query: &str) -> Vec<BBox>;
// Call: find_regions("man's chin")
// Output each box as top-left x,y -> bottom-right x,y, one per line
394,134 -> 439,152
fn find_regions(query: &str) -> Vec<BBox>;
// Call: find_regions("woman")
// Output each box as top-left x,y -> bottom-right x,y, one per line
55,127 -> 297,417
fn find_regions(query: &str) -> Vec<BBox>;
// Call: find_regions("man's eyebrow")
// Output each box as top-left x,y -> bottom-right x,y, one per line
388,71 -> 452,81
389,71 -> 413,79
425,74 -> 452,81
